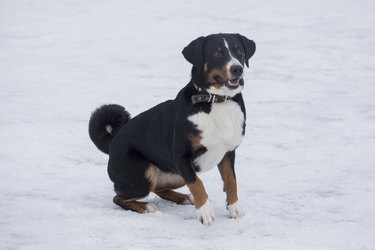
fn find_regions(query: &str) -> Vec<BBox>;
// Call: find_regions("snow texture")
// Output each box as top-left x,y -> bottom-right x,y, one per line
1,0 -> 375,249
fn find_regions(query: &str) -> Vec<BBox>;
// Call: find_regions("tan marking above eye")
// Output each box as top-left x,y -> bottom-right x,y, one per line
212,47 -> 224,57
232,45 -> 243,55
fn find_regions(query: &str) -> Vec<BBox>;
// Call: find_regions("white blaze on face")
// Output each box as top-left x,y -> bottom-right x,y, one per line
223,38 -> 243,78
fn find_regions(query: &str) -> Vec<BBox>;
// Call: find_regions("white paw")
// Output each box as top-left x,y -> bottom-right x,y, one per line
145,203 -> 158,213
227,201 -> 243,219
196,200 -> 215,226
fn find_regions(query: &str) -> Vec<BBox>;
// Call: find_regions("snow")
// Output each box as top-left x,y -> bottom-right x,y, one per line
1,0 -> 375,249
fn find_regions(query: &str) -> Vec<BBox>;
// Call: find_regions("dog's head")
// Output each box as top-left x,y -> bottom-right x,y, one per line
183,33 -> 256,97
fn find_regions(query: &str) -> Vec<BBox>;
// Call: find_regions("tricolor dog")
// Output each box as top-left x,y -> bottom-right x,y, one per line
89,33 -> 256,225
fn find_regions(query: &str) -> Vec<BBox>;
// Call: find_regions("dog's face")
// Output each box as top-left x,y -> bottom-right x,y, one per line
183,33 -> 256,97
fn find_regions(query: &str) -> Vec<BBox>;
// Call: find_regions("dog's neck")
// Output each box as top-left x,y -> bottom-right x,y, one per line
190,81 -> 231,105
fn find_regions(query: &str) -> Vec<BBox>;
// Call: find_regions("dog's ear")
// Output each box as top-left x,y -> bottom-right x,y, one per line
232,34 -> 256,67
182,36 -> 205,70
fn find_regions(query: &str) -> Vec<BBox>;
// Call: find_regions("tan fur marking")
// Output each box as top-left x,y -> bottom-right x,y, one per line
187,177 -> 208,209
207,63 -> 228,89
204,63 -> 208,73
145,164 -> 185,191
113,196 -> 150,213
145,164 -> 158,191
154,189 -> 192,205
218,156 -> 238,205
188,133 -> 203,152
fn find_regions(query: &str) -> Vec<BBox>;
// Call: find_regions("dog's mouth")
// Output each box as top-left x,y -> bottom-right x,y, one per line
214,76 -> 240,89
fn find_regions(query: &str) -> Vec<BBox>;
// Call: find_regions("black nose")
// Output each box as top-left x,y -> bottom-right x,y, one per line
230,65 -> 243,78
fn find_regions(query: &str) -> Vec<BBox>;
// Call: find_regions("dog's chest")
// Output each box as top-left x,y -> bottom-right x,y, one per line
188,100 -> 244,172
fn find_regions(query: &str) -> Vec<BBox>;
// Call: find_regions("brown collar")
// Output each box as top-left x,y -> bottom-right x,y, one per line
191,83 -> 231,104
191,94 -> 230,104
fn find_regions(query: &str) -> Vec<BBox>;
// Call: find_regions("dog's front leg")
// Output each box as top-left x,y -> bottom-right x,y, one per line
178,159 -> 215,225
187,176 -> 215,225
218,151 -> 241,218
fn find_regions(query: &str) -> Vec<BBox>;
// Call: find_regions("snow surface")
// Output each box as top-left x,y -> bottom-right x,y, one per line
1,0 -> 375,249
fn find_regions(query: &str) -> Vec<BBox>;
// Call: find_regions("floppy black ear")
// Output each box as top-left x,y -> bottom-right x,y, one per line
233,34 -> 256,67
182,36 -> 205,70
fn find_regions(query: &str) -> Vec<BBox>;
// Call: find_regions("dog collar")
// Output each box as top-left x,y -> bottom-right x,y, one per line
191,83 -> 231,104
191,93 -> 230,104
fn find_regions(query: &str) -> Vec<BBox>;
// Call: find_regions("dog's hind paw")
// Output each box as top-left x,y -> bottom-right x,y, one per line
181,194 -> 194,205
145,203 -> 158,213
196,199 -> 215,226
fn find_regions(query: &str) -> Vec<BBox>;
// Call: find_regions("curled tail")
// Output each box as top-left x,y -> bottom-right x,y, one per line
88,104 -> 130,154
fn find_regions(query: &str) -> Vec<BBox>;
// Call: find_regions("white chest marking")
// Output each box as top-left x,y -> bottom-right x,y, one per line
188,100 -> 244,172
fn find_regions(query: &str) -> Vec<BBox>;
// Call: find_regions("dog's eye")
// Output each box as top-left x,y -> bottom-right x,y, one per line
212,49 -> 223,57
233,45 -> 244,56
235,48 -> 244,56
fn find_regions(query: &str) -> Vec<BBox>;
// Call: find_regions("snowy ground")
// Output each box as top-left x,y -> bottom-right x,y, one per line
1,0 -> 375,249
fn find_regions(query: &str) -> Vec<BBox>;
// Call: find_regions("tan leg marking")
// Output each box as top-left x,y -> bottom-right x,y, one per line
113,196 -> 154,213
188,133 -> 203,152
187,177 -> 208,209
145,164 -> 158,191
154,189 -> 193,205
218,156 -> 238,205
145,164 -> 185,192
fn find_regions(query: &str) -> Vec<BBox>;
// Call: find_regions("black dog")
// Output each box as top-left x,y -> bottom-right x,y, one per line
89,33 -> 256,225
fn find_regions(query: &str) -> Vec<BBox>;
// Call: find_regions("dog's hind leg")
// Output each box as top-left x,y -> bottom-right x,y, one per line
108,149 -> 157,213
113,196 -> 157,213
154,189 -> 194,205
145,164 -> 193,205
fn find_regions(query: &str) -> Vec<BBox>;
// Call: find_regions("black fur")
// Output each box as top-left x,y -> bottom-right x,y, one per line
89,104 -> 130,154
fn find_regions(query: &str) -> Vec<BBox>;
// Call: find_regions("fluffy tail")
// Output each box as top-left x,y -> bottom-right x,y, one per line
88,104 -> 130,154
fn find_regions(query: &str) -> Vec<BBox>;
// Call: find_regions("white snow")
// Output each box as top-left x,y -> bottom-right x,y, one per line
1,0 -> 375,249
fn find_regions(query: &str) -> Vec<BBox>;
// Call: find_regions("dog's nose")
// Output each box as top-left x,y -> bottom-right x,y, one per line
230,65 -> 243,78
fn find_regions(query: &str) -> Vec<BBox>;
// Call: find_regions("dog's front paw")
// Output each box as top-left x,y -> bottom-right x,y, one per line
226,201 -> 243,219
196,199 -> 215,226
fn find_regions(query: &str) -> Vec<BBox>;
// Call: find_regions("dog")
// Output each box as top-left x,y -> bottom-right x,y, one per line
89,33 -> 256,225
